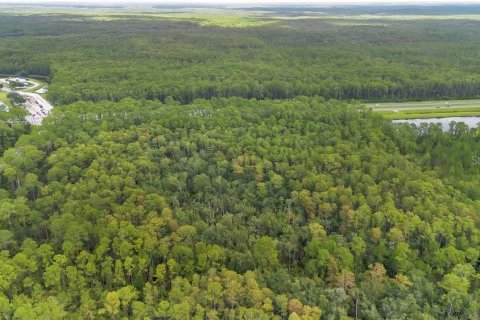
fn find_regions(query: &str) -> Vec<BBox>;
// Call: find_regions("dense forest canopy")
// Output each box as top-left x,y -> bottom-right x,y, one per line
3,9 -> 480,104
0,4 -> 479,320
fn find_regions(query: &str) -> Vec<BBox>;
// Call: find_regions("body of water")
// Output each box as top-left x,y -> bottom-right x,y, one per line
393,117 -> 480,131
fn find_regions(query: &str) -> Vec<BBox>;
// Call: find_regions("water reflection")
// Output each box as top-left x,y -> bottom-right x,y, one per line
393,117 -> 480,131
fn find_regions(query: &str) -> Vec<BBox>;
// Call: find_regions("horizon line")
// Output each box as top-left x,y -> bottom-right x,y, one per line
4,1 -> 480,6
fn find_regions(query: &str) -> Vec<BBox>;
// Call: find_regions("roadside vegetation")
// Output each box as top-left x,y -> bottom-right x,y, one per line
379,108 -> 480,119
0,92 -> 11,108
6,92 -> 26,105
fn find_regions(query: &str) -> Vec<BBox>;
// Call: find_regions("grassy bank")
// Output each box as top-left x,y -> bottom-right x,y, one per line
0,92 -> 12,108
380,110 -> 480,119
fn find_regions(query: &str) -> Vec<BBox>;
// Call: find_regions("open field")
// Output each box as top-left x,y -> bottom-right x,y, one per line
367,99 -> 480,119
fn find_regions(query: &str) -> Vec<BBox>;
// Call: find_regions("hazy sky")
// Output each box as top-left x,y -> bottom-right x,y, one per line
4,0 -> 480,4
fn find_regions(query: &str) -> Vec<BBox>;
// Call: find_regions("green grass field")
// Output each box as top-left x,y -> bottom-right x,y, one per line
380,110 -> 480,119
368,99 -> 480,119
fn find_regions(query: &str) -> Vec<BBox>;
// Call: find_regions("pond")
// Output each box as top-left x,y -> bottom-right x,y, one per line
393,117 -> 480,131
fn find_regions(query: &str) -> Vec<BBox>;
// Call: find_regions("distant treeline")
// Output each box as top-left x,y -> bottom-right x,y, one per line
2,14 -> 480,105
242,4 -> 480,15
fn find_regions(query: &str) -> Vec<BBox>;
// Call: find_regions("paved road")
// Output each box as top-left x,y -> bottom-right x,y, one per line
21,93 -> 53,125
